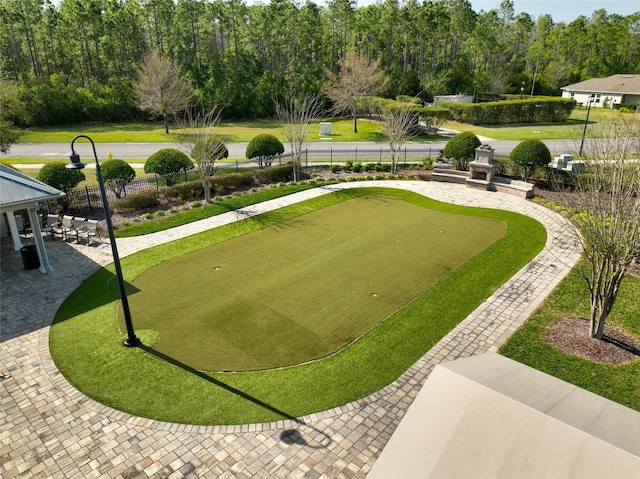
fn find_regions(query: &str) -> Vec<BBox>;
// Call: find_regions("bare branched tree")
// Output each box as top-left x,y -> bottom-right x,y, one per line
274,94 -> 323,182
323,51 -> 387,133
564,110 -> 640,339
132,51 -> 193,134
379,101 -> 421,174
176,107 -> 227,202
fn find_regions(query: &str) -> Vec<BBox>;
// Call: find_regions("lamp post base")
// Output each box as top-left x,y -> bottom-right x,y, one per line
124,336 -> 141,347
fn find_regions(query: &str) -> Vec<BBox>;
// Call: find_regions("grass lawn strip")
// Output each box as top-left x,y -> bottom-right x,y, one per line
50,187 -> 545,425
126,194 -> 506,371
500,268 -> 640,411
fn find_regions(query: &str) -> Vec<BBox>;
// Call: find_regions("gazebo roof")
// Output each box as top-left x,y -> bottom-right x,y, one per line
0,164 -> 65,212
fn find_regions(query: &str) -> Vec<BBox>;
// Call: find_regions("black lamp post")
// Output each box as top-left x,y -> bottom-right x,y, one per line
67,135 -> 140,347
579,94 -> 594,157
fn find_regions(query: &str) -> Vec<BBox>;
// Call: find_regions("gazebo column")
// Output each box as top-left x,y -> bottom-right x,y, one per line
5,211 -> 24,251
27,206 -> 52,273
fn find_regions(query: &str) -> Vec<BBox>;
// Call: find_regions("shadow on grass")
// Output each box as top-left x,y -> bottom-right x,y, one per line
53,267 -> 141,322
603,335 -> 640,357
139,344 -> 333,448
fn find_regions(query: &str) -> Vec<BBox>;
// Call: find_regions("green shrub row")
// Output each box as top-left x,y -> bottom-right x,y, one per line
252,164 -> 294,184
212,172 -> 256,193
114,189 -> 159,212
436,97 -> 576,125
163,181 -> 205,201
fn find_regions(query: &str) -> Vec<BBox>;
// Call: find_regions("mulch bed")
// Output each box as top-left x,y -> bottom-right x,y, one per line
547,317 -> 640,365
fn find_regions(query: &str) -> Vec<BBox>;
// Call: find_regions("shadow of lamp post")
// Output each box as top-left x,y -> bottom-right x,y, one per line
67,135 -> 140,347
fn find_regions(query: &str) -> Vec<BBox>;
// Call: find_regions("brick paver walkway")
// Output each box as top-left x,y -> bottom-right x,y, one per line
1,181 -> 582,478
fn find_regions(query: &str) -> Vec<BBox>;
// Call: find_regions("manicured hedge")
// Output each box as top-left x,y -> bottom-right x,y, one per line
436,97 -> 576,125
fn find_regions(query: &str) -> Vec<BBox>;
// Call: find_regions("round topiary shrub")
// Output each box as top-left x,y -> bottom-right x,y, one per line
246,134 -> 284,168
37,162 -> 85,192
191,136 -> 228,164
144,148 -> 193,186
443,131 -> 481,170
509,139 -> 551,182
101,159 -> 136,198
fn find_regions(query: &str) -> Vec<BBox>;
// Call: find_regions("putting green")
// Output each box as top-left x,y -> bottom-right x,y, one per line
123,194 -> 506,371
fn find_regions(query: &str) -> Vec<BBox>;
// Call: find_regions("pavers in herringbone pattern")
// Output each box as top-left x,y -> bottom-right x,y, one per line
1,181 -> 581,478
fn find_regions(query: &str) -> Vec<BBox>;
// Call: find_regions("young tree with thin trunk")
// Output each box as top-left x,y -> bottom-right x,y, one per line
323,51 -> 386,133
274,94 -> 323,182
563,111 -> 640,339
176,107 -> 226,203
379,100 -> 421,174
132,51 -> 193,134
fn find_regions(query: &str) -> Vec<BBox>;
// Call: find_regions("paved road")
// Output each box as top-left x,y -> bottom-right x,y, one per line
3,138 -> 586,161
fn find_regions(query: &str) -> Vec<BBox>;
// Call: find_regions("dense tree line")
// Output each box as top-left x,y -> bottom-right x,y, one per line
1,0 -> 639,126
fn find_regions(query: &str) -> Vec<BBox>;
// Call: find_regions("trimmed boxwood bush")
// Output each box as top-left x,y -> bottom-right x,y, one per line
37,162 -> 85,192
101,159 -> 135,198
192,137 -> 228,163
144,149 -> 193,186
509,139 -> 551,182
443,131 -> 481,171
246,134 -> 284,168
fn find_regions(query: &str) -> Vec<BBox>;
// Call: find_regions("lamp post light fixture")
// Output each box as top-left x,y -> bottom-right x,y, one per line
579,94 -> 595,157
67,135 -> 140,347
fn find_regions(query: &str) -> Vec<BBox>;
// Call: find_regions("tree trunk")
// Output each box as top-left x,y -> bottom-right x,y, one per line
164,114 -> 170,134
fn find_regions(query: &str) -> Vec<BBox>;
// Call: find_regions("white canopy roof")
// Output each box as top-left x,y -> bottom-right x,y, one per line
0,163 -> 65,212
368,353 -> 640,479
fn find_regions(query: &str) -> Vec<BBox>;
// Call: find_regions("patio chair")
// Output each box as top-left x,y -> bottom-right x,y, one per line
76,219 -> 101,245
41,214 -> 60,239
68,217 -> 86,241
53,215 -> 74,240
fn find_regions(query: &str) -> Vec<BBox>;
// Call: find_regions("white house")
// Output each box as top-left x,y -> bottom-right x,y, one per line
561,74 -> 640,108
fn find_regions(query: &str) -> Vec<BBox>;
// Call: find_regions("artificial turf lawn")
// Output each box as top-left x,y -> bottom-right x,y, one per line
124,194 -> 506,371
50,187 -> 546,425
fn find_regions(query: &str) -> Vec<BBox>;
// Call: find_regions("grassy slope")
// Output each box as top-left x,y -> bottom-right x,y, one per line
50,187 -> 545,424
443,107 -> 633,141
20,118 -> 423,143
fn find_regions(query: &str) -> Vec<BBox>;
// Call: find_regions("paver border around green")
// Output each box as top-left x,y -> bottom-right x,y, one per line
49,187 -> 546,425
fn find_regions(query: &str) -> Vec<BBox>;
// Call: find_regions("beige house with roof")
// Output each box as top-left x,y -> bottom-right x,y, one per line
561,74 -> 640,108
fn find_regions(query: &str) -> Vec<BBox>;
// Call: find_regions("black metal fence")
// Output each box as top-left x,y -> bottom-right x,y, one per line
55,145 -> 437,217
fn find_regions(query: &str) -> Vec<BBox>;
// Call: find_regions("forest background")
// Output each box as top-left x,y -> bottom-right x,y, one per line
1,0 -> 639,126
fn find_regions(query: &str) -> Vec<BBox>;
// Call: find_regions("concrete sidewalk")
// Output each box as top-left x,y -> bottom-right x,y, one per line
1,181 -> 582,478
